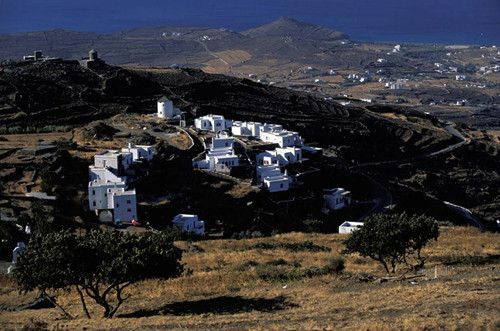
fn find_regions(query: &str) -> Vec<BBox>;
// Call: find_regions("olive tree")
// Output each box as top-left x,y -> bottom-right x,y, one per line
343,213 -> 439,273
14,228 -> 183,318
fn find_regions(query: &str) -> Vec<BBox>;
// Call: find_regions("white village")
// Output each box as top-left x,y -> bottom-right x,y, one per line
81,96 -> 355,238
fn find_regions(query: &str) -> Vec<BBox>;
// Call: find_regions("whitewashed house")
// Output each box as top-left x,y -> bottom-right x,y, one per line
275,147 -> 302,165
121,143 -> 155,162
193,147 -> 239,171
107,188 -> 138,223
88,180 -> 137,223
263,174 -> 290,192
259,130 -> 302,148
256,165 -> 282,183
256,147 -> 302,166
195,114 -> 232,132
172,214 -> 205,235
94,150 -> 133,174
231,121 -> 262,137
88,166 -> 125,183
157,96 -> 181,119
88,180 -> 127,211
338,221 -> 364,234
207,148 -> 239,170
323,188 -> 352,213
211,132 -> 235,149
256,150 -> 279,166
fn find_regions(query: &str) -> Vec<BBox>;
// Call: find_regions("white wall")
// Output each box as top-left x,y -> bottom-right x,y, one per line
88,166 -> 124,183
158,99 -> 174,119
264,177 -> 289,192
88,181 -> 126,211
110,191 -> 137,223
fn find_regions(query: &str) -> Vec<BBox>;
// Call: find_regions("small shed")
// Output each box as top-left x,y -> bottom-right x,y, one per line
338,221 -> 364,234
172,214 -> 205,236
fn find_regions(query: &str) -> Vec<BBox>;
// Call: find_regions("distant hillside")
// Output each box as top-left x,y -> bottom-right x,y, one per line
0,18 -> 349,67
242,17 -> 347,41
0,60 -> 456,163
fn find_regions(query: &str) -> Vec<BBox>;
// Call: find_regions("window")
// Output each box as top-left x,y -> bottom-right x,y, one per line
92,201 -> 96,206
127,208 -> 132,212
280,184 -> 284,188
92,190 -> 95,195
127,200 -> 131,204
116,203 -> 120,208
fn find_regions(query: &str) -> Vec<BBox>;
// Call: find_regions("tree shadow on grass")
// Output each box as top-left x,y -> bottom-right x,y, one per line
120,295 -> 297,318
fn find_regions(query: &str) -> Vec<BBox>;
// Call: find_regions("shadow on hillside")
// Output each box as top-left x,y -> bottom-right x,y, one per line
436,254 -> 500,266
120,295 -> 297,318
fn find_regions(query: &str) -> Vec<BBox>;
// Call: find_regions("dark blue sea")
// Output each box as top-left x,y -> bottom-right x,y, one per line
1,0 -> 499,44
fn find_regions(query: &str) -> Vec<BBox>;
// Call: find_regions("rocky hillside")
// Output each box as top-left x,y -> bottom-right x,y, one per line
0,60 -> 456,163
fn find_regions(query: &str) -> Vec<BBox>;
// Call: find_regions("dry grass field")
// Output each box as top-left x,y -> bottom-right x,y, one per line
0,227 -> 498,330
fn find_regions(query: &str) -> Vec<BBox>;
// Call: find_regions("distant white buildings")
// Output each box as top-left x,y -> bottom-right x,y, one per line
338,221 -> 364,234
157,96 -> 181,119
455,74 -> 467,81
199,115 -> 303,148
393,44 -> 401,53
172,214 -> 205,235
193,115 -> 306,192
322,188 -> 352,213
195,114 -> 232,132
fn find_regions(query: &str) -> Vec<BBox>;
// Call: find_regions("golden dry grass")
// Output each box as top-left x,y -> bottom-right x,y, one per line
0,227 -> 498,330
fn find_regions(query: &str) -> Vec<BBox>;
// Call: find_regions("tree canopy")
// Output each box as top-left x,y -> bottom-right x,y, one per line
343,213 -> 439,273
14,228 -> 183,318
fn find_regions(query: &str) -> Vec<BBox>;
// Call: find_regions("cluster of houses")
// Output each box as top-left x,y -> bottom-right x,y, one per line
86,137 -> 206,235
193,131 -> 239,172
87,143 -> 154,224
193,114 -> 305,192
